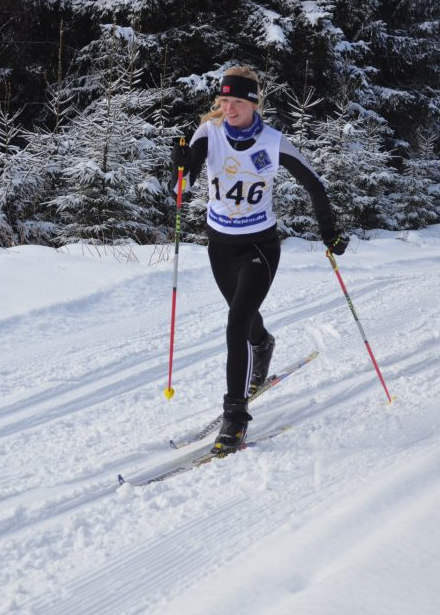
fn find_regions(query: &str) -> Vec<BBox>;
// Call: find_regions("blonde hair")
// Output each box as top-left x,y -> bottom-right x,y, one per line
200,66 -> 261,125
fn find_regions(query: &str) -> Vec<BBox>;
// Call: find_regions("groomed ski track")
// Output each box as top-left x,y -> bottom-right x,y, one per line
1,233 -> 440,615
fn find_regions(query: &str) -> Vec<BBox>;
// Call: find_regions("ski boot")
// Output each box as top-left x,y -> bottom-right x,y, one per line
211,396 -> 253,455
249,332 -> 275,395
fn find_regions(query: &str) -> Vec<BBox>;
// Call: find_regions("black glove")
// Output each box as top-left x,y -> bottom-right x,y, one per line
325,234 -> 350,255
171,142 -> 191,174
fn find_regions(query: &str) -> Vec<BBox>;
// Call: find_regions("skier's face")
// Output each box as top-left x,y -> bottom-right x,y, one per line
220,97 -> 256,128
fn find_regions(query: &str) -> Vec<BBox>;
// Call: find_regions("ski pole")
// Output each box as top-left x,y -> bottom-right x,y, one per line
326,249 -> 394,404
164,137 -> 186,400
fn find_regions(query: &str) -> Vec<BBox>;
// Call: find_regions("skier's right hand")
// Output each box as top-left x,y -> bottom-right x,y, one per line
171,141 -> 191,174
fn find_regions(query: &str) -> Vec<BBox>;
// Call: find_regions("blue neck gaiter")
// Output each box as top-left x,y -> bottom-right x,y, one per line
224,112 -> 263,142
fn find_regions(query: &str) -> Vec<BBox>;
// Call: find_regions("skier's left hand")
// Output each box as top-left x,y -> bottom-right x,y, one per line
325,234 -> 350,255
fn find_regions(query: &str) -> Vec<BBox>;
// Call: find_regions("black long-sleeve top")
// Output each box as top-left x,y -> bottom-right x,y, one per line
174,122 -> 336,244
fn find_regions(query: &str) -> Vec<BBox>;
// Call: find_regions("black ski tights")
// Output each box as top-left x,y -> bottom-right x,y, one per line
208,238 -> 281,399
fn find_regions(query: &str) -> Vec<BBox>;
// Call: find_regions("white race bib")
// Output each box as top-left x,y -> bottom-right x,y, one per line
206,121 -> 281,234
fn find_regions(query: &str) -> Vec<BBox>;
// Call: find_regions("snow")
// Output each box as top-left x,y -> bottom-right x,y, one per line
254,9 -> 290,49
301,1 -> 332,26
41,0 -> 156,14
101,24 -> 136,41
177,69 -> 223,95
1,226 -> 440,615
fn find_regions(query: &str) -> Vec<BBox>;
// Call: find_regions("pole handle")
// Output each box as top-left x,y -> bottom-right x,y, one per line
177,136 -> 186,172
175,136 -> 186,208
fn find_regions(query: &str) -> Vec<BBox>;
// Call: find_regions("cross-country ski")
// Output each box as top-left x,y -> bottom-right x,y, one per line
118,425 -> 292,487
169,350 -> 318,449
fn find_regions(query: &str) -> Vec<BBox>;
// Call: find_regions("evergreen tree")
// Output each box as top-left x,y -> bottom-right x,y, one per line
48,22 -> 180,245
312,101 -> 397,233
0,86 -> 55,246
333,0 -> 440,147
390,130 -> 440,229
0,96 -> 21,246
14,20 -> 75,246
1,0 -> 439,244
272,79 -> 325,239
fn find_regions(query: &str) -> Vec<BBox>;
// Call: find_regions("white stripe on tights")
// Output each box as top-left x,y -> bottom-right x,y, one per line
244,340 -> 253,398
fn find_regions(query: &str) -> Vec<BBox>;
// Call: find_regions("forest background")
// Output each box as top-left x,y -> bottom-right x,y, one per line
0,0 -> 439,248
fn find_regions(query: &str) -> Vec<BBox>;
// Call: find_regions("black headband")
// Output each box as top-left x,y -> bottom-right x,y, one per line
219,75 -> 259,103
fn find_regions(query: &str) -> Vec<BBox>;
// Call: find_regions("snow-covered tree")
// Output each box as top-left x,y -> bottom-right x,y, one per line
312,102 -> 398,233
0,89 -> 55,246
0,100 -> 21,246
11,20 -> 77,246
353,0 -> 440,144
272,80 -> 325,239
390,129 -> 440,229
1,0 -> 439,244
51,94 -> 179,244
49,22 -> 180,245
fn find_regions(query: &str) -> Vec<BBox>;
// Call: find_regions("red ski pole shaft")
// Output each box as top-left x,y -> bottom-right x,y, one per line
326,250 -> 394,404
164,138 -> 186,400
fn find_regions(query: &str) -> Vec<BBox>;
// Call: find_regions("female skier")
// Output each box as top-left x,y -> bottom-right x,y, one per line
171,66 -> 348,453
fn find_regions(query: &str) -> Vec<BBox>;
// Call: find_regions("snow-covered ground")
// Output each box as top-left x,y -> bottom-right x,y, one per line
1,227 -> 440,615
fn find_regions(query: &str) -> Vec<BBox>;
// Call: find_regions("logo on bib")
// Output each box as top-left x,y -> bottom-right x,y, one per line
251,149 -> 272,173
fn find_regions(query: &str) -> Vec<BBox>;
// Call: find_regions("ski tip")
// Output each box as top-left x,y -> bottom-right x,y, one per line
169,439 -> 178,449
117,474 -> 126,486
